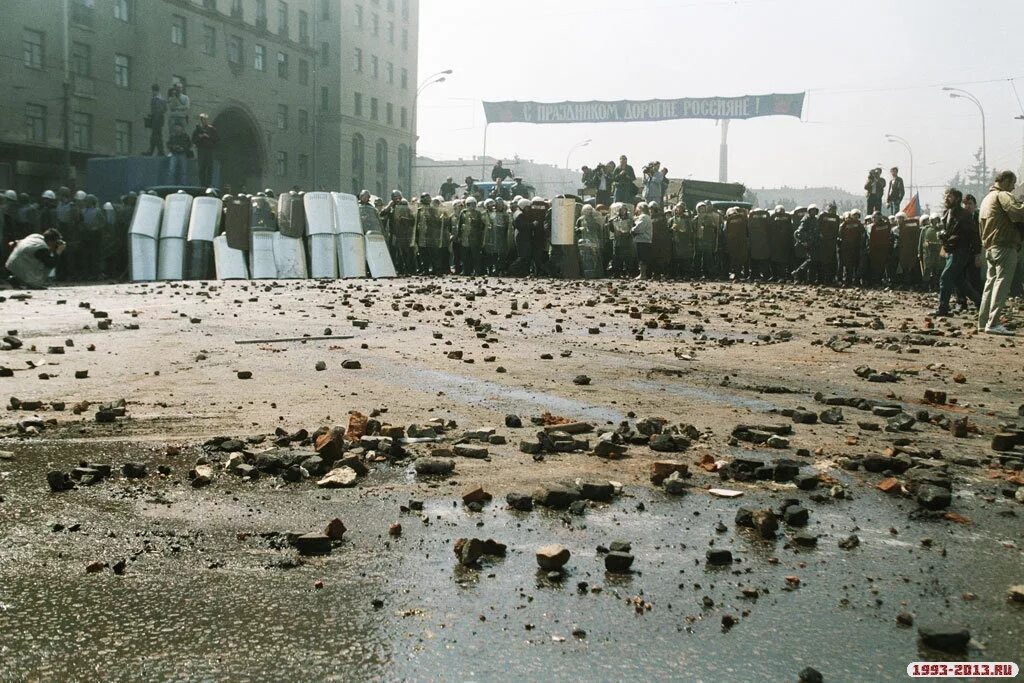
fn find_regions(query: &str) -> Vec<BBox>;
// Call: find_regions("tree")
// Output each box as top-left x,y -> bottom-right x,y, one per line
946,147 -> 986,200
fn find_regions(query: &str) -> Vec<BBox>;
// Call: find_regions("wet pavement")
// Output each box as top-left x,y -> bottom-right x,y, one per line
1,278 -> 1023,681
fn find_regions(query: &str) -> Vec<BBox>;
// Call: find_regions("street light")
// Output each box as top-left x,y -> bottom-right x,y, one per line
943,86 -> 987,187
411,69 -> 452,190
565,138 -> 592,170
884,134 -> 914,200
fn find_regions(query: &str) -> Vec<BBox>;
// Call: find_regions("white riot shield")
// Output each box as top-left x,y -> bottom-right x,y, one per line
213,235 -> 249,279
249,231 -> 277,279
337,232 -> 368,278
332,192 -> 363,234
304,192 -> 335,235
187,196 -> 222,242
308,233 -> 338,279
130,234 -> 158,282
551,197 -> 576,246
273,233 -> 308,279
364,233 -> 396,278
160,193 -> 193,239
157,237 -> 186,280
128,194 -> 163,238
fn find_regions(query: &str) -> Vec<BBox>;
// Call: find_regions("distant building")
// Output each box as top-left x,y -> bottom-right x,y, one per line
0,0 -> 418,197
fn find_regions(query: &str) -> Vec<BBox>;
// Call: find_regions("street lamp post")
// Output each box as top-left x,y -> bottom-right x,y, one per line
943,87 -> 987,188
412,69 -> 452,192
884,134 -> 914,201
565,139 -> 591,170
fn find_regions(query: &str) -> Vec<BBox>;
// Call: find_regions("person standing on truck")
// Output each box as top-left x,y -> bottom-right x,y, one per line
491,160 -> 513,183
613,155 -> 638,203
439,177 -> 458,201
145,84 -> 167,156
594,162 -> 613,207
191,113 -> 218,188
167,82 -> 190,131
167,123 -> 192,185
886,167 -> 905,216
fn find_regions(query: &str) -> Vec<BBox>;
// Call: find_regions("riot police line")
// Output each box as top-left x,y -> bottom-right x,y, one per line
0,185 -> 960,291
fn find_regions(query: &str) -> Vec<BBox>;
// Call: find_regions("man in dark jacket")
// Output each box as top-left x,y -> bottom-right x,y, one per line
167,123 -> 192,185
439,176 -> 458,201
886,167 -> 905,215
931,188 -> 980,316
612,155 -> 637,203
145,83 -> 167,156
191,113 -> 218,188
491,160 -> 513,183
865,168 -> 885,214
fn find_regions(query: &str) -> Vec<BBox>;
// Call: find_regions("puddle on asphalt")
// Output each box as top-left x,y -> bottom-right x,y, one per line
401,368 -> 625,424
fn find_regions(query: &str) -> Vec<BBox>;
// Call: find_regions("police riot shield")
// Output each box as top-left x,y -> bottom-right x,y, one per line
364,233 -> 397,278
160,193 -> 193,239
249,231 -> 277,279
337,232 -> 367,278
277,192 -> 292,235
278,192 -> 306,238
332,192 -> 362,234
156,237 -> 186,281
250,196 -> 275,231
578,238 -> 601,278
129,234 -> 158,282
186,241 -> 214,280
224,198 -> 251,251
308,233 -> 338,279
213,234 -> 249,280
897,220 -> 920,274
129,194 -> 163,239
303,192 -> 336,235
272,233 -> 308,279
290,192 -> 307,236
187,197 -> 222,242
550,198 -> 576,245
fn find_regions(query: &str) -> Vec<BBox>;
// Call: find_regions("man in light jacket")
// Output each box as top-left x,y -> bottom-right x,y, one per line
977,170 -> 1024,335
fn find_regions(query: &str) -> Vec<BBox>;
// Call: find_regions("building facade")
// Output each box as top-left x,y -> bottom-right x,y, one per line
335,0 -> 417,198
0,0 -> 418,198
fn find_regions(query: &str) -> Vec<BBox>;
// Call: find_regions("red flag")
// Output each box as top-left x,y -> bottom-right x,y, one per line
901,193 -> 921,218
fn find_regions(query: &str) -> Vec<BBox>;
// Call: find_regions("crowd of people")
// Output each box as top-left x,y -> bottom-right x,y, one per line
146,81 -> 219,187
3,155 -> 1022,336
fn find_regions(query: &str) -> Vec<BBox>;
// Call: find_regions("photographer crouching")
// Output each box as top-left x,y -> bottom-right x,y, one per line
5,228 -> 66,289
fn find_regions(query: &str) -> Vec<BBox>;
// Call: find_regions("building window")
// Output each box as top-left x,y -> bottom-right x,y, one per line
71,112 -> 92,150
402,0 -> 409,20
398,143 -> 409,191
23,30 -> 44,69
277,1 -> 288,37
355,4 -> 363,28
320,41 -> 329,66
277,104 -> 289,130
171,15 -> 186,46
70,42 -> 91,77
401,27 -> 408,50
320,86 -> 329,112
353,92 -> 363,116
255,0 -> 267,24
227,35 -> 243,65
387,62 -> 394,84
298,154 -> 309,179
371,55 -> 378,79
351,133 -> 365,192
401,67 -> 408,89
114,53 -> 130,87
115,120 -> 132,155
298,10 -> 309,44
400,106 -> 407,129
276,151 -> 288,177
298,58 -> 308,85
202,25 -> 216,55
114,0 -> 131,22
353,47 -> 362,72
230,0 -> 243,18
298,108 -> 309,134
370,97 -> 378,121
277,51 -> 288,78
203,0 -> 217,9
71,0 -> 95,27
254,44 -> 265,71
319,0 -> 330,20
386,102 -> 393,126
375,138 -> 387,176
372,13 -> 379,35
25,103 -> 47,142
387,21 -> 394,44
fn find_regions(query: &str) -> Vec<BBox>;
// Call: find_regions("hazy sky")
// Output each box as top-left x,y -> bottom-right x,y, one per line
417,0 -> 1024,206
